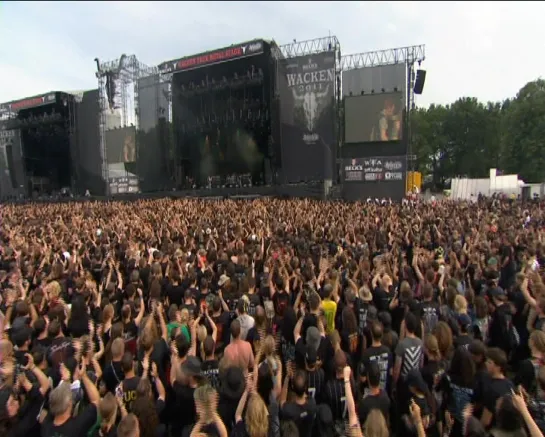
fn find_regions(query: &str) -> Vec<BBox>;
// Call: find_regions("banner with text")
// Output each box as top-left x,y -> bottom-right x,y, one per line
343,155 -> 406,182
158,40 -> 264,74
278,51 -> 336,182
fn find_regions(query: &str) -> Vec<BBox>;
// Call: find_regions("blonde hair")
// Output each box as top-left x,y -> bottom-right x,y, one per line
180,308 -> 190,325
530,330 -> 545,355
454,295 -> 468,314
363,409 -> 389,437
194,384 -> 217,419
245,393 -> 269,437
47,281 -> 61,299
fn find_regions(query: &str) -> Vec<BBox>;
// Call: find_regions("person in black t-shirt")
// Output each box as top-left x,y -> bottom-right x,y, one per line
358,361 -> 390,425
304,346 -> 325,403
201,336 -> 220,389
41,361 -> 100,437
481,347 -> 514,430
102,337 -> 125,394
360,321 -> 392,394
280,368 -> 317,437
120,352 -> 140,412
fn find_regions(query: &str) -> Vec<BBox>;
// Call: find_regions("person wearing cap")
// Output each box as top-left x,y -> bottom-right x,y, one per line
402,369 -> 433,433
304,344 -> 325,403
488,286 -> 518,356
454,313 -> 473,350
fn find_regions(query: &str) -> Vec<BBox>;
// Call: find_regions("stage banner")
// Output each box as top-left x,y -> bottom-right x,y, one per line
279,51 -> 336,183
108,176 -> 139,194
343,155 -> 406,182
158,40 -> 264,74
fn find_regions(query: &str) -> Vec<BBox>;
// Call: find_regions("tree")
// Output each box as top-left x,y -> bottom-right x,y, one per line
410,78 -> 545,184
501,79 -> 545,182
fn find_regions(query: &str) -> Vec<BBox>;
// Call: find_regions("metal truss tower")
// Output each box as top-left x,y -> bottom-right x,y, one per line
340,45 -> 426,171
94,54 -> 154,192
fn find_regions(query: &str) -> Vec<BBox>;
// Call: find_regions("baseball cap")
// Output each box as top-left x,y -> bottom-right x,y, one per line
458,313 -> 472,328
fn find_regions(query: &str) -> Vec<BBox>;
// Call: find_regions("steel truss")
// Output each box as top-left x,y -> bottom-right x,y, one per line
95,55 -> 154,192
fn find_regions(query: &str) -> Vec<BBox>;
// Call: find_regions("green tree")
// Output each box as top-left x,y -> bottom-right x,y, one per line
501,79 -> 545,182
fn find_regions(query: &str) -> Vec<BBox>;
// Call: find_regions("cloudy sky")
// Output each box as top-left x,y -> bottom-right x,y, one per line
0,1 -> 543,108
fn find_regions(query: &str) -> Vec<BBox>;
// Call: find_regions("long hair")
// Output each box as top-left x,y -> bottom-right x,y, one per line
131,379 -> 159,437
363,409 -> 389,437
245,393 -> 269,437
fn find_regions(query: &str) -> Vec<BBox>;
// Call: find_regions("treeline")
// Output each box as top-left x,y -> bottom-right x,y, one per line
410,79 -> 545,188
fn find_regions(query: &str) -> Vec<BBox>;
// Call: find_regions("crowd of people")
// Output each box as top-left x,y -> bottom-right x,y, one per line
1,197 -> 545,437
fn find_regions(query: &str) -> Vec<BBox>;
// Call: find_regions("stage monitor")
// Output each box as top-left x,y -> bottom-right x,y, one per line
344,92 -> 403,144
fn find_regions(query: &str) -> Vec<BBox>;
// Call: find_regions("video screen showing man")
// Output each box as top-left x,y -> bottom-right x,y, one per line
369,97 -> 402,142
123,132 -> 136,163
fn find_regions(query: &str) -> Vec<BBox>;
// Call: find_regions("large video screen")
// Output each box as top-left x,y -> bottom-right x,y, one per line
105,126 -> 136,164
344,92 -> 404,144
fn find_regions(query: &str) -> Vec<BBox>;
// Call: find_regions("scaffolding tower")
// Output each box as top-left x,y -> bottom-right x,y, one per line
339,45 -> 426,171
95,54 -> 154,192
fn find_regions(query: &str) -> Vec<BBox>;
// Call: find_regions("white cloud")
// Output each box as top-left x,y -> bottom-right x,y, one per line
0,1 -> 543,107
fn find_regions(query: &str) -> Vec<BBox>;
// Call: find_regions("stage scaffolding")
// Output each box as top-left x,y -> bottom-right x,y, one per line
97,40 -> 426,195
95,55 -> 155,193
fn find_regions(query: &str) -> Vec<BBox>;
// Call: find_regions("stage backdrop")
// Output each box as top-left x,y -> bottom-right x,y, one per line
278,51 -> 336,183
136,74 -> 171,192
342,155 -> 406,201
344,92 -> 404,144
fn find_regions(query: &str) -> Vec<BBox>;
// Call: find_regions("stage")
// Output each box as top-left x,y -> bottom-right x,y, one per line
2,181 -> 331,203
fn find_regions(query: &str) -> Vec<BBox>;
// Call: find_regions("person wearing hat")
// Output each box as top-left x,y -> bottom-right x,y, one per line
455,313 -> 473,350
488,286 -> 518,356
402,369 -> 433,433
305,344 -> 325,403
217,366 -> 246,433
